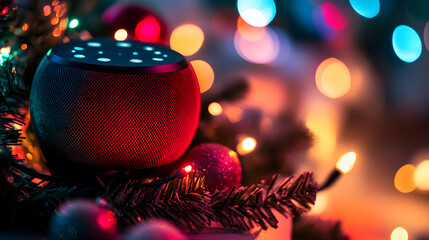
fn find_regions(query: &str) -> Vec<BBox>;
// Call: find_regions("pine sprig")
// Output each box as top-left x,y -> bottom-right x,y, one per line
211,172 -> 318,231
107,172 -> 212,232
105,171 -> 317,233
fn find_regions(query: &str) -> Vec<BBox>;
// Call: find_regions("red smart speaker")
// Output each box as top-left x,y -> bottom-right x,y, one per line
29,38 -> 200,177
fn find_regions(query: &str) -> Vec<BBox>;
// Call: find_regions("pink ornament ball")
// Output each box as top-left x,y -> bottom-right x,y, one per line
48,199 -> 117,240
123,219 -> 187,240
183,143 -> 242,192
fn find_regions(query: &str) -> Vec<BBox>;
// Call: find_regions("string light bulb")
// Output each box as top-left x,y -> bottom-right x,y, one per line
320,151 -> 357,190
237,137 -> 257,155
114,29 -> 128,41
336,151 -> 356,173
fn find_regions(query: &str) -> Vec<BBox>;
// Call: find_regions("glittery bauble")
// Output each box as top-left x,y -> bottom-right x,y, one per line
184,143 -> 242,192
101,2 -> 168,44
123,219 -> 187,240
48,199 -> 118,240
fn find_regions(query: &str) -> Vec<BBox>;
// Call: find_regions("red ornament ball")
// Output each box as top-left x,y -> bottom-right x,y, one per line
101,2 -> 168,44
184,143 -> 242,192
123,219 -> 187,240
49,199 -> 117,240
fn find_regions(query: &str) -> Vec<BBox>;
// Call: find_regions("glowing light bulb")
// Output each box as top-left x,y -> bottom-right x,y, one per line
237,137 -> 257,155
170,24 -> 204,56
184,165 -> 192,173
336,152 -> 356,174
414,160 -> 429,191
97,211 -> 116,230
349,0 -> 380,19
69,19 -> 79,29
394,164 -> 416,193
315,58 -> 351,98
135,16 -> 161,43
391,227 -> 408,240
234,27 -> 279,64
1,47 -> 11,56
190,60 -> 214,93
208,102 -> 222,116
392,25 -> 422,63
22,23 -> 29,31
322,2 -> 349,30
237,0 -> 276,27
114,29 -> 128,41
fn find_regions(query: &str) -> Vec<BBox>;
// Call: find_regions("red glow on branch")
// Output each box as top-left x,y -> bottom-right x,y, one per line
184,165 -> 192,173
135,15 -> 161,43
1,7 -> 9,16
98,211 -> 116,230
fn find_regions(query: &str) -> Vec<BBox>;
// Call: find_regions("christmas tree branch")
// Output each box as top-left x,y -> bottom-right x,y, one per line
107,171 -> 317,233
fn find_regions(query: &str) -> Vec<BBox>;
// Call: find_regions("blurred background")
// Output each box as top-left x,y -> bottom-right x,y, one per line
4,0 -> 429,239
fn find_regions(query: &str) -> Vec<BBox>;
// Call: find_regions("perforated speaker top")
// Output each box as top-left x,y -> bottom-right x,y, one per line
47,38 -> 188,73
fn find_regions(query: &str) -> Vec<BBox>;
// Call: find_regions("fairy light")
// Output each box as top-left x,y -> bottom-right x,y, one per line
237,137 -> 257,155
53,28 -> 61,37
414,160 -> 429,191
184,165 -> 193,173
114,29 -> 128,41
170,24 -> 204,56
1,46 -> 11,56
26,153 -> 33,161
22,23 -> 29,31
336,152 -> 356,173
69,19 -> 79,29
43,5 -> 51,16
394,164 -> 416,193
51,17 -> 59,25
208,102 -> 223,116
391,227 -> 408,240
320,151 -> 356,190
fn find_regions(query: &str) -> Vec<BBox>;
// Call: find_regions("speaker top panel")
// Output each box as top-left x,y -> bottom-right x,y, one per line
47,38 -> 188,73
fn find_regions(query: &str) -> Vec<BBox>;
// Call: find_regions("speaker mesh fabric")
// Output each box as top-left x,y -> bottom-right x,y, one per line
30,57 -> 200,171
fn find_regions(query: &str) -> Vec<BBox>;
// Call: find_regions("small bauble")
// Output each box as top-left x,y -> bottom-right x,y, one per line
29,38 -> 200,176
101,3 -> 168,44
123,219 -> 187,240
183,143 -> 242,192
48,199 -> 117,240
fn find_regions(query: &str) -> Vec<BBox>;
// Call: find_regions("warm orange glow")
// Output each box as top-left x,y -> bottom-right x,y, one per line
21,44 -> 27,50
43,5 -> 51,16
208,102 -> 222,116
114,29 -> 128,41
170,24 -> 204,56
22,23 -> 29,31
391,227 -> 408,240
63,36 -> 70,43
394,164 -> 416,193
336,152 -> 356,174
237,137 -> 257,155
56,6 -> 66,18
237,16 -> 266,41
311,192 -> 328,214
51,17 -> 59,25
306,104 -> 337,162
184,165 -> 192,173
53,28 -> 61,37
234,27 -> 279,64
26,153 -> 33,161
315,58 -> 351,98
414,160 -> 429,191
52,0 -> 60,6
190,60 -> 214,93
59,19 -> 68,30
225,105 -> 243,123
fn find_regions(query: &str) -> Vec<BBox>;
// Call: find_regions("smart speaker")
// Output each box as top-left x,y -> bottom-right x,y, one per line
30,38 -> 200,176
